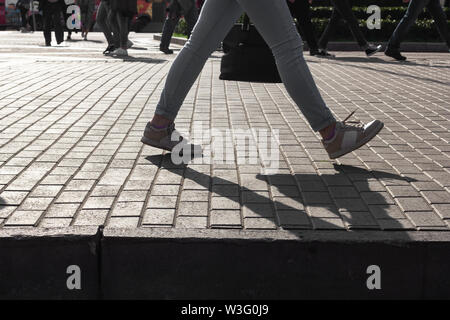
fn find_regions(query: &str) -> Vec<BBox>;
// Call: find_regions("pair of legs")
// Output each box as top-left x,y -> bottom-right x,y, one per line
160,0 -> 199,52
387,0 -> 450,52
286,0 -> 319,54
318,0 -> 368,50
43,2 -> 64,46
145,0 -> 383,159
152,0 -> 336,138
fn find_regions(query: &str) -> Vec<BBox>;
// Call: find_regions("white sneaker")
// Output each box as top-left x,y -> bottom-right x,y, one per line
112,48 -> 128,57
322,111 -> 384,159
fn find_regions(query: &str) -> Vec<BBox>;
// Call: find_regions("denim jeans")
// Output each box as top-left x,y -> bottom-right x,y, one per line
387,0 -> 450,51
155,0 -> 336,132
318,0 -> 367,49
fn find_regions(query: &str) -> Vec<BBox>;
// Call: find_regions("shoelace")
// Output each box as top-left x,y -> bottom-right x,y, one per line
342,110 -> 364,131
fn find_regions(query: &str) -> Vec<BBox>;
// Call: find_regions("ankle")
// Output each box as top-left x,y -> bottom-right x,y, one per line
320,123 -> 337,140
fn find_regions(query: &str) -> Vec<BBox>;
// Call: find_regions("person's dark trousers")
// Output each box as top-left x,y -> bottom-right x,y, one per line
387,0 -> 450,51
20,7 -> 28,28
97,0 -> 115,46
318,0 -> 368,50
287,0 -> 319,52
160,1 -> 198,50
43,2 -> 64,45
109,10 -> 130,48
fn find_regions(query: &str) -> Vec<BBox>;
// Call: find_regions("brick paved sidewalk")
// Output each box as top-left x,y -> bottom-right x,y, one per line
0,31 -> 449,233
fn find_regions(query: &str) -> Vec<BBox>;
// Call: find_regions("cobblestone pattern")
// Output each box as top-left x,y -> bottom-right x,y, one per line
0,32 -> 449,231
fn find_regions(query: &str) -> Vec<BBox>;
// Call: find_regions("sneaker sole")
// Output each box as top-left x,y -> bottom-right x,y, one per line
140,136 -> 173,152
329,122 -> 384,159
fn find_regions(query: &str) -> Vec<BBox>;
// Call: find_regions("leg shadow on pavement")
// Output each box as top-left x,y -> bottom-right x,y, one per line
109,56 -> 167,64
145,154 -> 417,235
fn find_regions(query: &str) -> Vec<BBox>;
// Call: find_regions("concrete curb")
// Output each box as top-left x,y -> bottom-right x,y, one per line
1,227 -> 450,299
152,34 -> 448,52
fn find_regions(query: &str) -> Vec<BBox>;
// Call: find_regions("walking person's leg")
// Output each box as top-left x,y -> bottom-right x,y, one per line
426,0 -> 450,49
287,0 -> 322,56
317,5 -> 340,52
331,0 -> 381,56
184,3 -> 199,39
108,9 -> 120,49
112,11 -> 130,56
97,1 -> 116,53
52,3 -> 64,44
160,12 -> 180,53
43,8 -> 52,46
385,0 -> 426,60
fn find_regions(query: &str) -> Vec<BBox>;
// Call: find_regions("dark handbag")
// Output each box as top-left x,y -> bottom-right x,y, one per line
219,14 -> 281,83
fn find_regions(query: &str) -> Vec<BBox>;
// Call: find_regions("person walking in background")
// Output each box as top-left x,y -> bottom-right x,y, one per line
287,0 -> 333,57
160,0 -> 199,54
97,0 -> 117,54
16,0 -> 31,32
110,0 -> 137,56
79,0 -> 95,40
39,0 -> 65,46
385,0 -> 450,61
141,0 -> 384,161
318,0 -> 382,57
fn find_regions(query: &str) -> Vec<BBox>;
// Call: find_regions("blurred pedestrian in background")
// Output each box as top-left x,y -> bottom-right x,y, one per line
39,0 -> 65,46
16,0 -> 31,32
110,0 -> 137,56
385,0 -> 450,61
97,0 -> 117,54
78,0 -> 95,40
287,0 -> 333,57
318,0 -> 382,57
160,0 -> 199,54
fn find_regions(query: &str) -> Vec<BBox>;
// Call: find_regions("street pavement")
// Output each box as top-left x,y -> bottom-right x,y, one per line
0,31 -> 449,233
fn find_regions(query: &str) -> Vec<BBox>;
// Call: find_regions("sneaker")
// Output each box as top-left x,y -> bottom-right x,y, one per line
160,47 -> 174,54
103,45 -> 115,55
365,44 -> 382,57
141,122 -> 184,151
127,40 -> 134,49
316,49 -> 335,58
112,48 -> 128,57
384,49 -> 407,61
322,111 -> 384,159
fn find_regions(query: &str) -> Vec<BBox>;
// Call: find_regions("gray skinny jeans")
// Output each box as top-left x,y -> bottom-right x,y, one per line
155,0 -> 336,132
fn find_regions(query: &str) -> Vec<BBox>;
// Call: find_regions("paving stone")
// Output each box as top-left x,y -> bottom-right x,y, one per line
20,197 -> 53,211
180,190 -> 209,202
377,219 -> 416,230
91,186 -> 121,197
303,192 -> 333,205
147,196 -> 177,209
244,217 -> 277,230
152,184 -> 180,195
270,185 -> 300,197
277,210 -> 310,228
176,216 -> 208,228
211,197 -> 240,210
368,205 -> 407,219
108,217 -> 140,228
46,203 -> 79,218
307,206 -> 340,218
5,210 -> 42,226
143,209 -> 175,225
241,190 -> 270,203
420,191 -> 450,204
73,210 -> 108,226
111,202 -> 144,217
0,191 -> 29,205
273,197 -> 304,211
39,218 -> 72,228
210,210 -> 242,228
117,191 -> 147,202
340,211 -> 379,228
55,191 -> 88,204
405,211 -> 448,228
65,180 -> 96,191
395,197 -> 432,212
82,197 -> 115,210
178,201 -> 209,216
360,192 -> 395,205
311,217 -> 346,230
0,205 -> 16,218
